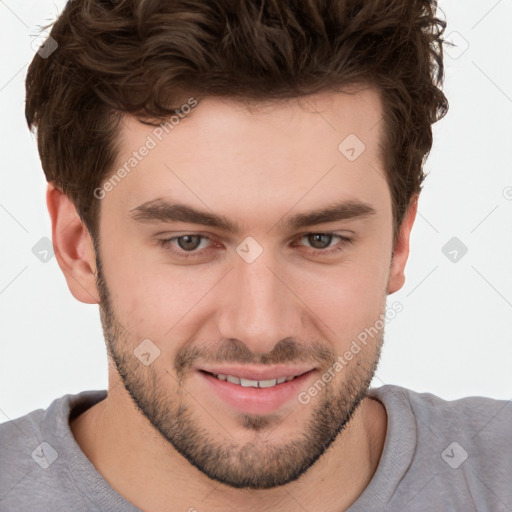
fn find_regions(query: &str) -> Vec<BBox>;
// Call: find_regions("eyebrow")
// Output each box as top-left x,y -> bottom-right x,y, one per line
129,198 -> 376,233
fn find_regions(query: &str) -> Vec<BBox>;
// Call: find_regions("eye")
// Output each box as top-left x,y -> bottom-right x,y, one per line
293,233 -> 353,255
158,234 -> 214,259
157,232 -> 353,260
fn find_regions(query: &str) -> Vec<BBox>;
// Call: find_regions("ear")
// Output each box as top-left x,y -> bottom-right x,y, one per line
387,195 -> 418,295
46,183 -> 100,304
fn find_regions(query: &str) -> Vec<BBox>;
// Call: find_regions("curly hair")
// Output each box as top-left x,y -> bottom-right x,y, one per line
25,0 -> 449,243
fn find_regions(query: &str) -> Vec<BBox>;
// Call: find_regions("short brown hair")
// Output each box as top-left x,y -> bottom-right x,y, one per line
25,0 -> 449,243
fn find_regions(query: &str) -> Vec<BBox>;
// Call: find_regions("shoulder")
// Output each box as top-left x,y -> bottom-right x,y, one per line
0,404 -> 46,445
368,385 -> 512,508
0,402 -> 48,474
371,384 -> 512,454
0,401 -> 60,509
372,385 -> 512,435
373,384 -> 512,441
0,390 -> 107,511
350,386 -> 512,510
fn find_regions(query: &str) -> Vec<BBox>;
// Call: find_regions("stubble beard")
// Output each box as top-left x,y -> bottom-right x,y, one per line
95,253 -> 383,489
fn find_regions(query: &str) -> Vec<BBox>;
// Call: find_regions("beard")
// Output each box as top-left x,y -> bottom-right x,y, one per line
94,250 -> 383,490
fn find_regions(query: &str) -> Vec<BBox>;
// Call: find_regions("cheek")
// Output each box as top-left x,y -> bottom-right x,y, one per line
292,236 -> 391,324
102,241 -> 222,340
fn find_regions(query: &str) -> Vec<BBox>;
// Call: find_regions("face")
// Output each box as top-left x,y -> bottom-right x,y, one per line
91,87 -> 406,489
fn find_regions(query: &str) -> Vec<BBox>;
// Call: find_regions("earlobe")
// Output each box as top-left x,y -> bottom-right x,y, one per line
386,195 -> 419,295
46,183 -> 100,304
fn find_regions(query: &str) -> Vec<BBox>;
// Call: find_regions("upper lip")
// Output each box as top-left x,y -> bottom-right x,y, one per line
196,365 -> 315,381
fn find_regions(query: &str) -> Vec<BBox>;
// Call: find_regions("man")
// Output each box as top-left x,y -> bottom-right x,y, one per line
1,0 -> 510,511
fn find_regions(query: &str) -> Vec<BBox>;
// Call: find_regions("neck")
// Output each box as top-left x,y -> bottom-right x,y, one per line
71,379 -> 387,512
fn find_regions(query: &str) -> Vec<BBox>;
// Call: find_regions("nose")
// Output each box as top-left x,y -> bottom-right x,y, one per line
215,243 -> 302,356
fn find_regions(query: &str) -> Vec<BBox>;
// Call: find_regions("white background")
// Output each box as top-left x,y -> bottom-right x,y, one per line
1,0 -> 511,422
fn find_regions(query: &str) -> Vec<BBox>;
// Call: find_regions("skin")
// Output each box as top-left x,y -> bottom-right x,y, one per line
48,86 -> 417,512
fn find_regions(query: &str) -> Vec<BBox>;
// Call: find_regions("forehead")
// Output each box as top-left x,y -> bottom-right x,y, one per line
107,87 -> 389,230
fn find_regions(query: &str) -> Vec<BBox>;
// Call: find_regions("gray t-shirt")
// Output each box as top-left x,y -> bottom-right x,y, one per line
0,384 -> 510,511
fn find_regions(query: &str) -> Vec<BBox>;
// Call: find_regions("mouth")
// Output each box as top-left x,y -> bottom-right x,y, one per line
196,367 -> 317,415
198,369 -> 307,388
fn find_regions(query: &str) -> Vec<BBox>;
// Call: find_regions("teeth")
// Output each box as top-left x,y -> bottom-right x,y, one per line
240,378 -> 259,387
213,373 -> 297,388
226,374 -> 240,385
258,379 -> 278,388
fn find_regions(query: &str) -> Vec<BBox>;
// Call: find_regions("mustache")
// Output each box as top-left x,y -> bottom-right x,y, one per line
174,337 -> 335,378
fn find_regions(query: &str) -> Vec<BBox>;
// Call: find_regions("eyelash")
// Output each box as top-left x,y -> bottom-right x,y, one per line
157,233 -> 353,260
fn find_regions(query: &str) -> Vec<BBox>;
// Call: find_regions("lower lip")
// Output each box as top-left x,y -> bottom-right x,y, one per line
197,370 -> 316,415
